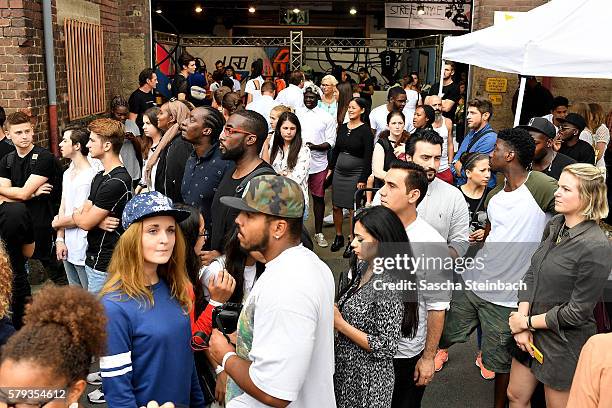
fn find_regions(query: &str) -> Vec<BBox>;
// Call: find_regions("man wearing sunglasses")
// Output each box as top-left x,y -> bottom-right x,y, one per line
557,113 -> 596,165
203,110 -> 275,265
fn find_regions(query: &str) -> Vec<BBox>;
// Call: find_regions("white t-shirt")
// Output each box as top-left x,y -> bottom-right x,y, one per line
396,217 -> 450,358
275,84 -> 305,111
433,118 -> 451,171
372,178 -> 470,257
541,113 -> 559,134
462,173 -> 554,307
269,143 -> 311,210
296,106 -> 337,174
230,77 -> 241,92
246,95 -> 279,132
62,164 -> 97,265
226,245 -> 336,408
199,256 -> 258,303
245,76 -> 264,101
369,104 -> 390,143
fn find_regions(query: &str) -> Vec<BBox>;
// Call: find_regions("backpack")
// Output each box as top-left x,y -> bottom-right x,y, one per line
5,149 -> 64,213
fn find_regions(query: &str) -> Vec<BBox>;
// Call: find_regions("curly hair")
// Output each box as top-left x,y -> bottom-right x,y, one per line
498,128 -> 536,169
1,286 -> 106,383
0,241 -> 12,320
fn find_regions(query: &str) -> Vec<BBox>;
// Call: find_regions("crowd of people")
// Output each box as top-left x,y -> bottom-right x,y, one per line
0,54 -> 610,408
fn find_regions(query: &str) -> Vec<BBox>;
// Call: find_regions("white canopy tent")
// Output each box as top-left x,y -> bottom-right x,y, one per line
440,0 -> 612,126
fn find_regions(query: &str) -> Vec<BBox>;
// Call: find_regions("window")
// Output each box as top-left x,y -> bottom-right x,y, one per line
64,19 -> 106,120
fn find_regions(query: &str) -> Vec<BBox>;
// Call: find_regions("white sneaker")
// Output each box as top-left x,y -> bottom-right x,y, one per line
323,209 -> 349,225
314,233 -> 328,248
86,371 -> 102,385
87,388 -> 105,404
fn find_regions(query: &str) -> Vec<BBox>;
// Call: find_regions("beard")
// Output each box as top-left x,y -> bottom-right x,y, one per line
220,143 -> 246,161
239,227 -> 269,253
434,111 -> 442,121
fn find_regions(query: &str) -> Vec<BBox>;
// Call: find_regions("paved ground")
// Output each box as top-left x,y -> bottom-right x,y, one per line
74,190 -> 492,407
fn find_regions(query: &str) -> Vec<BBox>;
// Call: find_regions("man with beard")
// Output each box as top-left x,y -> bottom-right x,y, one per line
209,174 -> 335,408
425,95 -> 455,184
373,130 -> 469,258
452,98 -> 497,188
370,87 -> 408,142
296,88 -> 337,248
440,128 -> 557,408
180,107 -> 233,241
520,117 -> 575,180
556,113 -> 595,165
202,110 -> 275,265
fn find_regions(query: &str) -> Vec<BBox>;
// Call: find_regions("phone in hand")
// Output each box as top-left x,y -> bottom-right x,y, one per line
530,342 -> 544,364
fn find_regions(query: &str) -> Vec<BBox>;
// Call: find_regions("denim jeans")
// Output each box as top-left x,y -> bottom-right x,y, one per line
85,265 -> 107,294
64,261 -> 88,290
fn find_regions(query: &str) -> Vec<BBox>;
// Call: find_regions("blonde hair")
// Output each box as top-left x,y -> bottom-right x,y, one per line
569,103 -> 591,131
270,105 -> 292,116
588,103 -> 606,130
561,163 -> 608,220
0,240 -> 12,319
100,220 -> 192,311
321,74 -> 338,86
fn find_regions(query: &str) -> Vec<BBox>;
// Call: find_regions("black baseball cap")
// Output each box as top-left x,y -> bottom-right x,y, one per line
518,117 -> 556,139
557,113 -> 586,132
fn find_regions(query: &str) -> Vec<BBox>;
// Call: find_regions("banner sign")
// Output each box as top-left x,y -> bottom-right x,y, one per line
385,2 -> 471,31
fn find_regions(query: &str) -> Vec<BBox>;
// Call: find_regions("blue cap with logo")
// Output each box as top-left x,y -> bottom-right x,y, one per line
122,191 -> 190,230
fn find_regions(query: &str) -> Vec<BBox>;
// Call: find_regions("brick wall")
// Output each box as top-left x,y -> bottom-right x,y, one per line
0,0 -> 150,148
468,0 -> 612,130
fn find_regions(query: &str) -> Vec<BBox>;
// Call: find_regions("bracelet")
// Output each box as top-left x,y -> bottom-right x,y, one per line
209,299 -> 223,307
222,351 -> 237,370
214,365 -> 224,375
527,315 -> 536,331
55,238 -> 65,243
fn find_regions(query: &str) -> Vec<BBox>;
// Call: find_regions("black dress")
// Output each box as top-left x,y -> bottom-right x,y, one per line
330,123 -> 374,209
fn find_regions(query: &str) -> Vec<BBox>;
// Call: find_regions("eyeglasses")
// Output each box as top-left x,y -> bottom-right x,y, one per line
223,126 -> 257,137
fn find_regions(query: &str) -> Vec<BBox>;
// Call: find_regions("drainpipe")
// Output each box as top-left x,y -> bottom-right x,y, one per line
42,0 -> 59,156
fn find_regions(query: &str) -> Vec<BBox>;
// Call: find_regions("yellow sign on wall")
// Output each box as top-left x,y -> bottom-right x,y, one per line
489,94 -> 503,105
486,78 -> 508,93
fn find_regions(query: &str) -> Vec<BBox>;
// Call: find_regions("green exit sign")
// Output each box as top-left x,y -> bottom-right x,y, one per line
280,8 -> 309,25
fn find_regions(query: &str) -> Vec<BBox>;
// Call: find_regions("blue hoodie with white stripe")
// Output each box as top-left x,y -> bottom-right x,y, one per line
100,280 -> 205,408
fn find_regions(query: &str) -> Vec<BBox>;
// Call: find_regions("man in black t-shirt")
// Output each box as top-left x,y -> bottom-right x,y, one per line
357,67 -> 375,106
521,117 -> 576,180
557,113 -> 596,165
0,106 -> 15,160
0,201 -> 34,329
428,61 -> 461,122
171,53 -> 196,101
202,110 -> 275,265
128,68 -> 158,134
72,119 -> 132,294
0,112 -> 66,285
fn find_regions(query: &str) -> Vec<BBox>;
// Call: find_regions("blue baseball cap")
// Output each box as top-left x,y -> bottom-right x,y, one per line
122,191 -> 190,230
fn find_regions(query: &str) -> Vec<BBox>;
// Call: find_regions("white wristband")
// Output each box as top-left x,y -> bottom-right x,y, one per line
209,299 -> 223,307
222,351 -> 237,370
55,238 -> 65,243
215,365 -> 224,375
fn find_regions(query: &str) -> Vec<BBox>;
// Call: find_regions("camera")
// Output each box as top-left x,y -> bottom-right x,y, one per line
191,302 -> 243,350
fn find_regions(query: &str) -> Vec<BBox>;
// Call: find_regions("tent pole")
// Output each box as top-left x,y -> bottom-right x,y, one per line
514,76 -> 526,127
438,59 -> 445,96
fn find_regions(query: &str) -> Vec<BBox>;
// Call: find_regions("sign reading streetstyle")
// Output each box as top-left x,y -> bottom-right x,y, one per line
385,2 -> 471,31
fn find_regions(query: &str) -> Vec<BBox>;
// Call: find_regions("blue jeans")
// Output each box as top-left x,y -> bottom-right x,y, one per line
64,261 -> 88,290
85,265 -> 107,294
